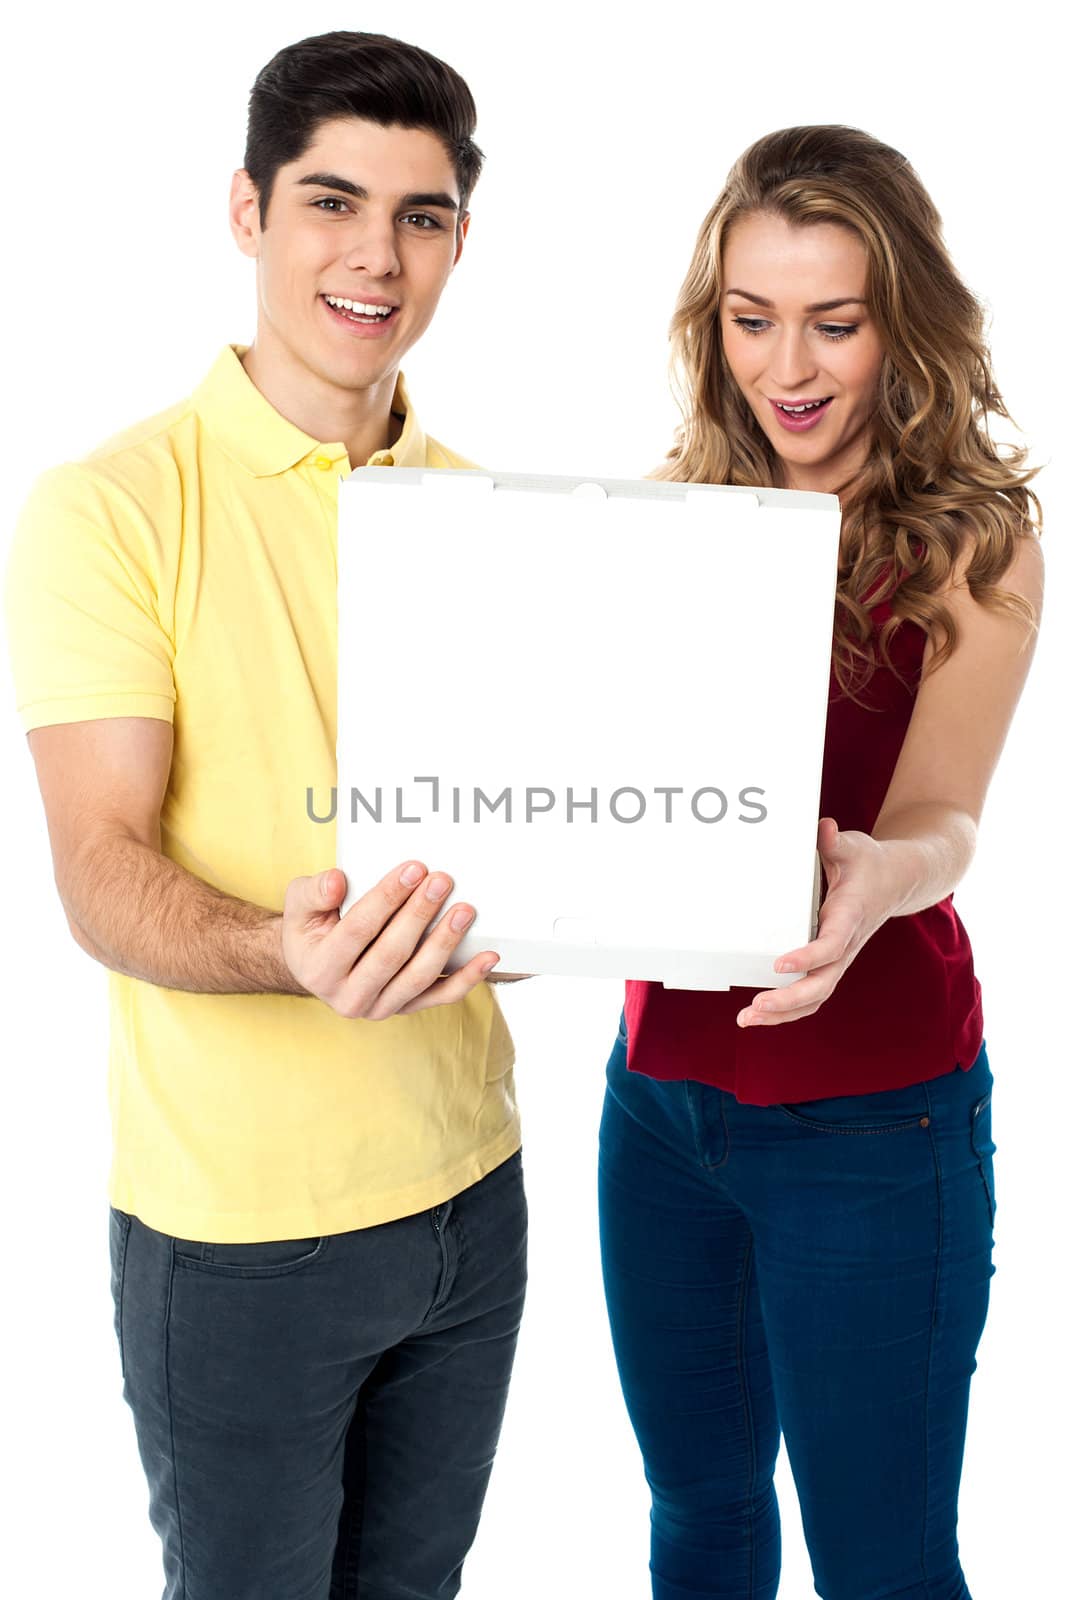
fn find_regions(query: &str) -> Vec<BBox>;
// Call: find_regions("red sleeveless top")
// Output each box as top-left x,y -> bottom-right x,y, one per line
623,564 -> 984,1105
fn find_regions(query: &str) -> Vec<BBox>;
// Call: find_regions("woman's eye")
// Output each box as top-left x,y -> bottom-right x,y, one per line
730,316 -> 858,341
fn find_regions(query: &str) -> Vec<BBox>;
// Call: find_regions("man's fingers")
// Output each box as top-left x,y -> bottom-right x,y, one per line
327,865 -> 456,973
283,860 -> 434,1001
284,860 -> 494,1020
339,895 -> 483,1018
284,865 -> 349,924
314,860 -> 432,959
381,953 -> 501,1019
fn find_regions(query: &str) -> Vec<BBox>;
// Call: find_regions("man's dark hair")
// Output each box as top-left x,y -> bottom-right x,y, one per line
243,31 -> 485,229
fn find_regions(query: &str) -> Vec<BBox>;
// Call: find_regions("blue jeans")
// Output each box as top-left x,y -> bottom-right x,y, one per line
109,1149 -> 527,1600
598,1014 -> 996,1600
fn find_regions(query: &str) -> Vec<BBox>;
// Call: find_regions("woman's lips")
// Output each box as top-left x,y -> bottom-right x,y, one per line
769,397 -> 833,432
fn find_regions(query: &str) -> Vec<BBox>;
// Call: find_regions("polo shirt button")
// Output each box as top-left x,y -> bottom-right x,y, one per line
313,455 -> 333,471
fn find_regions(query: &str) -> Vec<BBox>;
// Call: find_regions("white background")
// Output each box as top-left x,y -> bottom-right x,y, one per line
0,2 -> 1059,1596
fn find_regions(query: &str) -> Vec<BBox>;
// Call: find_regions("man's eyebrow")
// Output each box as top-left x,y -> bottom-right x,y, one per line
399,191 -> 459,211
295,172 -> 458,211
725,289 -> 867,313
296,173 -> 369,200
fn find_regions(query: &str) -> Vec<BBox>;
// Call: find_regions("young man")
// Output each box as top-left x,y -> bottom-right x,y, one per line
4,31 -> 527,1600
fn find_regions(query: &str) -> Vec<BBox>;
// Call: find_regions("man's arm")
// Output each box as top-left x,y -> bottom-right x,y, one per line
69,836 -> 300,994
27,716 -> 498,1015
30,716 -> 302,993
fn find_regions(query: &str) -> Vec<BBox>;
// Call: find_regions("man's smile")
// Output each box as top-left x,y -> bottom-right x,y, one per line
320,291 -> 400,335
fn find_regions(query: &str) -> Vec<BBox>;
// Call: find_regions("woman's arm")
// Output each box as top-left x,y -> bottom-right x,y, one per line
738,531 -> 1045,1027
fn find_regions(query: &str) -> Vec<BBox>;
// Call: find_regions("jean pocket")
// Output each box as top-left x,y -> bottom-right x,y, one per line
776,1082 -> 931,1135
970,1090 -> 997,1228
173,1234 -> 328,1276
108,1206 -> 132,1377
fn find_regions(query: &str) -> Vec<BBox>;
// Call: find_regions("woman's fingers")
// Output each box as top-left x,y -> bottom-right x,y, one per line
738,953 -> 848,1026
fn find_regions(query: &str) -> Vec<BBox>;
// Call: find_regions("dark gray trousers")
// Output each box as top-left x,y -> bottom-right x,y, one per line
109,1149 -> 528,1599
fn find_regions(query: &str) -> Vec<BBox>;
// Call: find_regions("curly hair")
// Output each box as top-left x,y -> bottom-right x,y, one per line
654,124 -> 1043,703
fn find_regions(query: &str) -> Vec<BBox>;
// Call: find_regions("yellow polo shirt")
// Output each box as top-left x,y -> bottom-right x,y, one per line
4,343 -> 520,1241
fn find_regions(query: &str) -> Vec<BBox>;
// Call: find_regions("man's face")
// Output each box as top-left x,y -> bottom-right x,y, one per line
230,116 -> 468,395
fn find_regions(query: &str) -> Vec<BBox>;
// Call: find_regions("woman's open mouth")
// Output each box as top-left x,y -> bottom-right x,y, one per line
320,293 -> 398,338
770,396 -> 833,432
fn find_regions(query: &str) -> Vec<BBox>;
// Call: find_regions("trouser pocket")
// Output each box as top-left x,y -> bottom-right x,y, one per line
108,1206 -> 132,1378
970,1090 -> 997,1228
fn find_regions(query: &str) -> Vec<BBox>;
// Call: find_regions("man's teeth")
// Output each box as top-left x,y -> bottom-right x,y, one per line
778,400 -> 826,412
324,295 -> 393,316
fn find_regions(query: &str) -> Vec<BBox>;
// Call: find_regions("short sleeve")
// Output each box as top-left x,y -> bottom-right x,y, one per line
3,462 -> 176,732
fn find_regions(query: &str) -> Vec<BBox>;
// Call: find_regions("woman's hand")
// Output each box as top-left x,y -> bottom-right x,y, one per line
736,817 -> 898,1028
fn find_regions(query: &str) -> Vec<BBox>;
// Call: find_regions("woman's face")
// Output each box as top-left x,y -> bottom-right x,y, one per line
719,213 -> 885,495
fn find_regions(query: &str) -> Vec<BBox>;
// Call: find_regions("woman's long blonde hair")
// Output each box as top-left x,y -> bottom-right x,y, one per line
656,125 -> 1043,700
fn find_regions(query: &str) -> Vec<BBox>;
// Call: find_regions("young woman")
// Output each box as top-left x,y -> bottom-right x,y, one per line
598,125 -> 1044,1600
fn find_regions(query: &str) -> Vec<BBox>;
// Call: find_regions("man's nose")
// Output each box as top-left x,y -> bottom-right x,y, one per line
343,220 -> 401,279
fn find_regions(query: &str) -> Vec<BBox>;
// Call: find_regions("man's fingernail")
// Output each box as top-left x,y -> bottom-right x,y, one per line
400,863 -> 423,886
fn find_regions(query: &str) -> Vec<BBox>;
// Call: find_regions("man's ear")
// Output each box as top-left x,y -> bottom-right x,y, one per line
229,170 -> 263,259
451,211 -> 471,272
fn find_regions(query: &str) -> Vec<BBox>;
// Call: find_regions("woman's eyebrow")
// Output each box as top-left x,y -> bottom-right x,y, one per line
725,288 -> 867,312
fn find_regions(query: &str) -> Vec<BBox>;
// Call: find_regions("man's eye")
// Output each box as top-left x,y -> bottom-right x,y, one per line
312,197 -> 349,213
401,213 -> 442,229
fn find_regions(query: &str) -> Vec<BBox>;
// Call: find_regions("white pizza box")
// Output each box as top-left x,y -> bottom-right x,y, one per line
336,468 -> 839,990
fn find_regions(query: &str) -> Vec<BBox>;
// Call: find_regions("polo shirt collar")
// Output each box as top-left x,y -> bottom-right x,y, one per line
191,343 -> 427,477
369,371 -> 427,471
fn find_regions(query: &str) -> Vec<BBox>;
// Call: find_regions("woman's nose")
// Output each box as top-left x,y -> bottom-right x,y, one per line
769,327 -> 819,390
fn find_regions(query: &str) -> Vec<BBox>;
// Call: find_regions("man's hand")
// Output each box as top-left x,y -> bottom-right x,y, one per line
282,860 -> 500,1020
